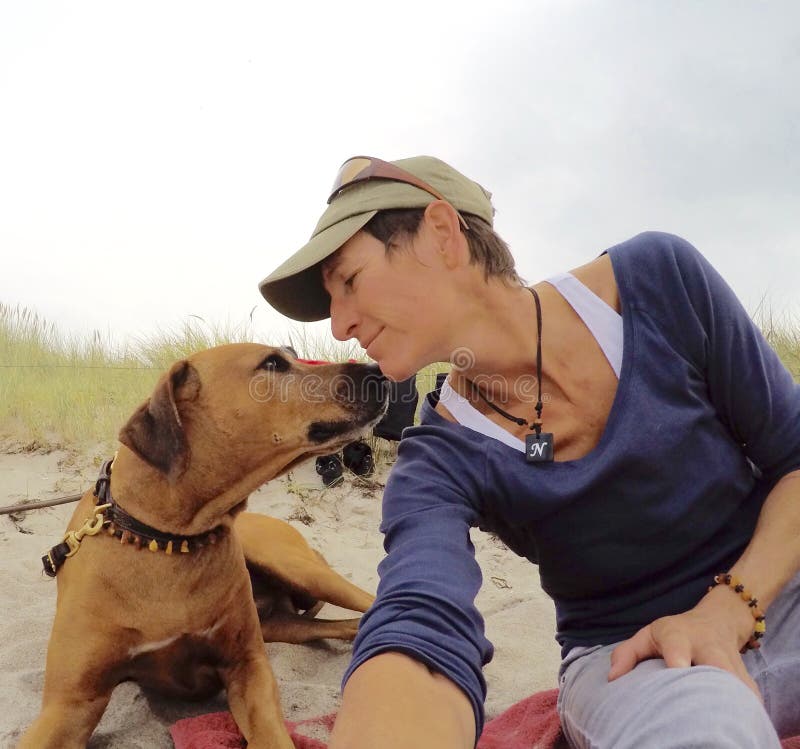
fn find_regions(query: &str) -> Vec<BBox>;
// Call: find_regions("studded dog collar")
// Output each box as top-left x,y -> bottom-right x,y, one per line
42,456 -> 227,577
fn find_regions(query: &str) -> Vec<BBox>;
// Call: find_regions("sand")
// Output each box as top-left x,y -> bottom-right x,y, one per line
0,442 -> 560,748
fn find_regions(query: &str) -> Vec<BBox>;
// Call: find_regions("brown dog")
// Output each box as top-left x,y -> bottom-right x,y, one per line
18,343 -> 387,749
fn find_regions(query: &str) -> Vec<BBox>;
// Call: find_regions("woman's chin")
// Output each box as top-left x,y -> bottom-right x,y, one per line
374,358 -> 414,383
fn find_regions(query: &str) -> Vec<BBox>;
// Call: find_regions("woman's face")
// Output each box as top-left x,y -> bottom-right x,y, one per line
322,222 -> 453,381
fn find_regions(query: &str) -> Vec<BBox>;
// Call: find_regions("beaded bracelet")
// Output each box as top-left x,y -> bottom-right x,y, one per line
708,573 -> 766,652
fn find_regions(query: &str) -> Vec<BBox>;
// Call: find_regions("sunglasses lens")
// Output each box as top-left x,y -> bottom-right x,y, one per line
325,157 -> 469,231
329,157 -> 373,201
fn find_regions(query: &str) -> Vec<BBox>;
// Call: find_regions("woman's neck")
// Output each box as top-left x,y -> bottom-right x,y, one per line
443,279 -> 569,408
450,281 -> 538,374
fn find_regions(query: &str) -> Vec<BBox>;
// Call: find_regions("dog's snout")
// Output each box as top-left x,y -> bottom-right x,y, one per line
362,364 -> 389,400
338,363 -> 388,406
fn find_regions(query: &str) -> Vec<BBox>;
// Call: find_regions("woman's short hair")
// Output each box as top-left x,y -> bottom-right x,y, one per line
363,208 -> 521,285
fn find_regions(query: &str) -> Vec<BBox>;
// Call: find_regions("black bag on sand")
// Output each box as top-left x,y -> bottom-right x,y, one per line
342,440 -> 375,477
373,374 -> 419,442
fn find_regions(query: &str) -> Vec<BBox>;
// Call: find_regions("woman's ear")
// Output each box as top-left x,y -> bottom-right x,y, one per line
423,200 -> 469,270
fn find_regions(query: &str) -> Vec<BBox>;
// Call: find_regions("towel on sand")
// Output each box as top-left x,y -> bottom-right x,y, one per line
171,689 -> 800,749
171,689 -> 565,749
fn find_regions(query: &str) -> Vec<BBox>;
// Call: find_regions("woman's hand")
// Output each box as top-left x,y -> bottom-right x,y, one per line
607,584 -> 762,700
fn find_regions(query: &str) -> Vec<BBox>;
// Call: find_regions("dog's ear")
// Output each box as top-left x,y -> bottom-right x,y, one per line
118,360 -> 201,477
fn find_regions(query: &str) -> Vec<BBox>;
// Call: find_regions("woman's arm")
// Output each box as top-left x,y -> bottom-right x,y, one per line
330,423 -> 493,746
728,469 -> 800,609
605,236 -> 800,693
609,468 -> 800,694
329,652 -> 475,749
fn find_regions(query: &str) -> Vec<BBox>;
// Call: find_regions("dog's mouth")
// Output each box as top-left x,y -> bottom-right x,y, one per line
307,400 -> 388,444
307,420 -> 353,444
268,406 -> 388,481
270,420 -> 372,480
307,418 -> 369,445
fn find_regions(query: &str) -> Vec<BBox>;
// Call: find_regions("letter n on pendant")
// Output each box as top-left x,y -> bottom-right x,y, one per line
526,433 -> 554,463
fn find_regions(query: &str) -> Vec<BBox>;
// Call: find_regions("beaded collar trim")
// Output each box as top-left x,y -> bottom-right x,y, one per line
42,456 -> 227,577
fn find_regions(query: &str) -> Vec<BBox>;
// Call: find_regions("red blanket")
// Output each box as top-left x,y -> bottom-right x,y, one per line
170,689 -> 800,749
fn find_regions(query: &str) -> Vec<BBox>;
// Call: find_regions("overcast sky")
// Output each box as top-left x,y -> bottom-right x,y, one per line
1,1 -> 798,349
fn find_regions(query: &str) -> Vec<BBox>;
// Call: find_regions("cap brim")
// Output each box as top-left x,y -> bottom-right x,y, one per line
258,211 -> 377,322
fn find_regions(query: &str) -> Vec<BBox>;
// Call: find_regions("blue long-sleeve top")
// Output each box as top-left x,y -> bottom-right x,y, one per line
342,232 -> 800,736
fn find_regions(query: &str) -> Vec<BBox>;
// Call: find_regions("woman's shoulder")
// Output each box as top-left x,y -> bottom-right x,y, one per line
567,251 -> 620,313
378,392 -> 490,495
605,231 -> 703,273
407,394 -> 491,466
380,418 -> 488,527
602,232 -> 712,309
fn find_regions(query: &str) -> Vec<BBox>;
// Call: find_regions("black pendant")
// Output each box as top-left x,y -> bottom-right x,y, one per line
526,432 -> 555,463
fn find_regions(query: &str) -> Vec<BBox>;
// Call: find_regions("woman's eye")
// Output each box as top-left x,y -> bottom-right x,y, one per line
258,353 -> 290,372
344,272 -> 358,289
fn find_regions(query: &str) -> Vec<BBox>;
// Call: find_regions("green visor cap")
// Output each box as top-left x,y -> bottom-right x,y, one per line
258,155 -> 494,322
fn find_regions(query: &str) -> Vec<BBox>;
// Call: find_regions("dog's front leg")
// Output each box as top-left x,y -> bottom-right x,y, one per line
17,604 -> 120,749
222,647 -> 295,749
17,689 -> 112,749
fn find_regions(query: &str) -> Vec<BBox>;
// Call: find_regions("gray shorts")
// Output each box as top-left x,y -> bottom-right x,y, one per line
557,571 -> 800,748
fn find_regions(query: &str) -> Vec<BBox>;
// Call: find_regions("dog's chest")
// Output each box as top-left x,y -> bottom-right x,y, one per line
127,619 -> 223,659
123,623 -> 229,698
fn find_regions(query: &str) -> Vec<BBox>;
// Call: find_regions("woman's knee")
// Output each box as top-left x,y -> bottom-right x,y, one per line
560,657 -> 779,749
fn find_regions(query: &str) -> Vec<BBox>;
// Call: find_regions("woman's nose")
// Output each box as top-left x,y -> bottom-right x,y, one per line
329,294 -> 359,342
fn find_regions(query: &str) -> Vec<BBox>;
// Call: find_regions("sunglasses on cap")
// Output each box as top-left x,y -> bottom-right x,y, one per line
327,155 -> 470,231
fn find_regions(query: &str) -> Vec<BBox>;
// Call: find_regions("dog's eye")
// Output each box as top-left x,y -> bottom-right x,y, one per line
258,354 -> 290,373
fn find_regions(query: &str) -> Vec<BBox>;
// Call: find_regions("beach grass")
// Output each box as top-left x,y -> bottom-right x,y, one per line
0,304 -> 443,452
2,301 -> 797,451
753,304 -> 800,381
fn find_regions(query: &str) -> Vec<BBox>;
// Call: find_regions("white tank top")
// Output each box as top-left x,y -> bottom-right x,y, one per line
439,272 -> 623,452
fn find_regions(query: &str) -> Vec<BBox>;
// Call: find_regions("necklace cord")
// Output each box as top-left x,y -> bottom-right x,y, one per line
463,285 -> 545,435
469,385 -> 528,426
530,287 -> 544,435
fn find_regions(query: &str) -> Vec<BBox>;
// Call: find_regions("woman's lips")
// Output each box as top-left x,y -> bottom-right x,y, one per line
365,329 -> 383,356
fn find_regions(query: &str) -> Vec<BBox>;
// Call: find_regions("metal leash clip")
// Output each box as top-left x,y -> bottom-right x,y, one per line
63,503 -> 111,558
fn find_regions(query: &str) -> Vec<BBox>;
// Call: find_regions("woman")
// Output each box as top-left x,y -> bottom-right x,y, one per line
259,155 -> 800,748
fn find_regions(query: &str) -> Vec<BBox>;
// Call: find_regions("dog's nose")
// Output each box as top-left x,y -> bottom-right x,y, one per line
340,362 -> 389,405
361,364 -> 389,403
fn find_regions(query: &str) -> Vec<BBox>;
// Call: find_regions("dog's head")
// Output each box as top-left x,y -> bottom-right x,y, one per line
119,344 -> 388,494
